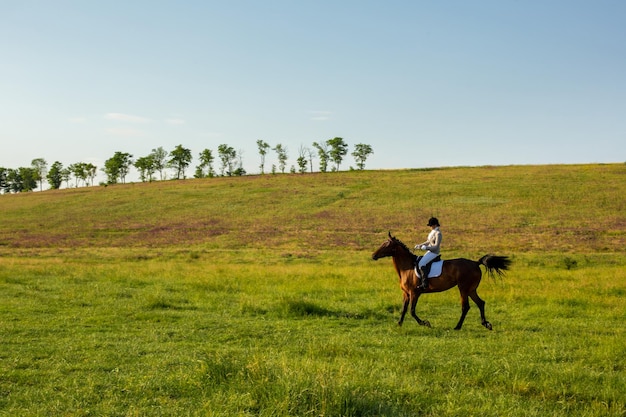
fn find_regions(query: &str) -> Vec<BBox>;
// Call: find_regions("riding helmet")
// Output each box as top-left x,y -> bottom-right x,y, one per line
427,217 -> 440,227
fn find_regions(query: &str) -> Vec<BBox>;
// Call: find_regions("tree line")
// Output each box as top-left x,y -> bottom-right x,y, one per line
0,137 -> 373,193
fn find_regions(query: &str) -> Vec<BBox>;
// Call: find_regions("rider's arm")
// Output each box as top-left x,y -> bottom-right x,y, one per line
424,230 -> 442,253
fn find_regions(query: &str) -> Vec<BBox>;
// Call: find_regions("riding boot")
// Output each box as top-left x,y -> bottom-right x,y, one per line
420,267 -> 428,289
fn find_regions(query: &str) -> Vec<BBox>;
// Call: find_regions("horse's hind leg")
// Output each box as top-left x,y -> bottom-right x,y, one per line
469,290 -> 492,330
454,293 -> 470,330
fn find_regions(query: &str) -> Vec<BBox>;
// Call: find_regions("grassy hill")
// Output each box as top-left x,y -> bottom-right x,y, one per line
1,164 -> 625,416
1,163 -> 624,254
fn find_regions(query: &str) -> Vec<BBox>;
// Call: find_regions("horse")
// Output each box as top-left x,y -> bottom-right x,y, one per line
372,232 -> 510,330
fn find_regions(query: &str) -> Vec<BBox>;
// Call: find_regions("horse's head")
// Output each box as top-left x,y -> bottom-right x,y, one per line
372,231 -> 409,260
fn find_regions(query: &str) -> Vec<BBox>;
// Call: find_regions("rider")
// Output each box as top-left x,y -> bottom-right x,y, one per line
415,217 -> 442,289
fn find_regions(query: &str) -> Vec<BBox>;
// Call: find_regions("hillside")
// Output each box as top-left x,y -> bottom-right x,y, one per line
1,164 -> 624,254
1,164 -> 626,416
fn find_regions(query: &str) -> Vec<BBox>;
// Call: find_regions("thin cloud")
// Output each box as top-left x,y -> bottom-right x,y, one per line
165,118 -> 186,125
68,117 -> 87,123
204,132 -> 224,139
106,127 -> 145,137
105,113 -> 150,123
309,110 -> 332,121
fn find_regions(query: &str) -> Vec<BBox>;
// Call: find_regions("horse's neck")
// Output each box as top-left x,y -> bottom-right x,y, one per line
393,252 -> 415,271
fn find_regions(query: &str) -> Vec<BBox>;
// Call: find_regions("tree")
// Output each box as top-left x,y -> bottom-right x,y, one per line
305,147 -> 315,173
151,147 -> 168,180
232,166 -> 247,176
0,167 -> 8,194
297,145 -> 308,173
22,167 -> 38,191
169,144 -> 193,180
134,155 -> 156,182
195,149 -> 215,178
327,137 -> 348,171
6,169 -> 22,193
272,143 -> 288,173
232,149 -> 246,176
217,144 -> 237,176
312,141 -> 329,173
67,163 -> 79,187
102,157 -> 119,184
85,163 -> 97,186
103,151 -> 133,184
118,154 -> 133,183
47,161 -> 64,190
76,162 -> 95,187
61,168 -> 71,189
351,143 -> 374,170
69,162 -> 88,187
257,140 -> 270,174
31,158 -> 47,191
6,167 -> 37,192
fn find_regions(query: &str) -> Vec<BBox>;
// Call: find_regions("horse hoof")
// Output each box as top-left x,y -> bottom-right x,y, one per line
423,320 -> 431,328
485,322 -> 493,330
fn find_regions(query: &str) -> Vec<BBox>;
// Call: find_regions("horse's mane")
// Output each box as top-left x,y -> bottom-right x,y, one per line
391,235 -> 417,260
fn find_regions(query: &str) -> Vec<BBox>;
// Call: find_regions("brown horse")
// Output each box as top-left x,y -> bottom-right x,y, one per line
372,232 -> 510,330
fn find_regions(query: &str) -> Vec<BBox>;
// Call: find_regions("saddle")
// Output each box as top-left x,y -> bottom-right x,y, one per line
415,255 -> 442,279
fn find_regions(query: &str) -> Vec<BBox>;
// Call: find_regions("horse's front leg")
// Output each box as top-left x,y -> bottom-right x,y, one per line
410,291 -> 431,328
398,293 -> 409,326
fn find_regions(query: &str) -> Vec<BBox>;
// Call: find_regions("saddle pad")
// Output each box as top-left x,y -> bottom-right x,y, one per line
427,260 -> 443,278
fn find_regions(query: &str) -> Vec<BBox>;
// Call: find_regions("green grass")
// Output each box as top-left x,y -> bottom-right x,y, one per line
1,164 -> 625,415
1,250 -> 624,416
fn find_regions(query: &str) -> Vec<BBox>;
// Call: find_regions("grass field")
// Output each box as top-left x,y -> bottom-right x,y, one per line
1,164 -> 625,416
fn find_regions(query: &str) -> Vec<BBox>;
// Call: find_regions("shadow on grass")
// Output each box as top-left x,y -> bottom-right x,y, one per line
144,296 -> 198,311
277,298 -> 389,320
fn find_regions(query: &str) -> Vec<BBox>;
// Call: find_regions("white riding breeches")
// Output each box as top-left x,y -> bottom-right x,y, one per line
418,251 -> 439,268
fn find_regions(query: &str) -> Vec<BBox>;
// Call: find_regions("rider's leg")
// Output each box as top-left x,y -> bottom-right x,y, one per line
418,251 -> 436,290
419,266 -> 428,289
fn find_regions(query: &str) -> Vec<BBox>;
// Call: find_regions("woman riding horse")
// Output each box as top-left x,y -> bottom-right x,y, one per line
372,232 -> 510,330
415,217 -> 442,289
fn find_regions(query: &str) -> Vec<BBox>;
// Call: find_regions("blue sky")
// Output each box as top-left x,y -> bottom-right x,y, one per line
1,1 -> 625,181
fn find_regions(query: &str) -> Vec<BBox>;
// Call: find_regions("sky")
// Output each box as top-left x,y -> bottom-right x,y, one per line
1,0 -> 625,182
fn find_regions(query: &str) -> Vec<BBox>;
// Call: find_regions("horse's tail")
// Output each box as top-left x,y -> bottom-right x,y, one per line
478,255 -> 511,278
